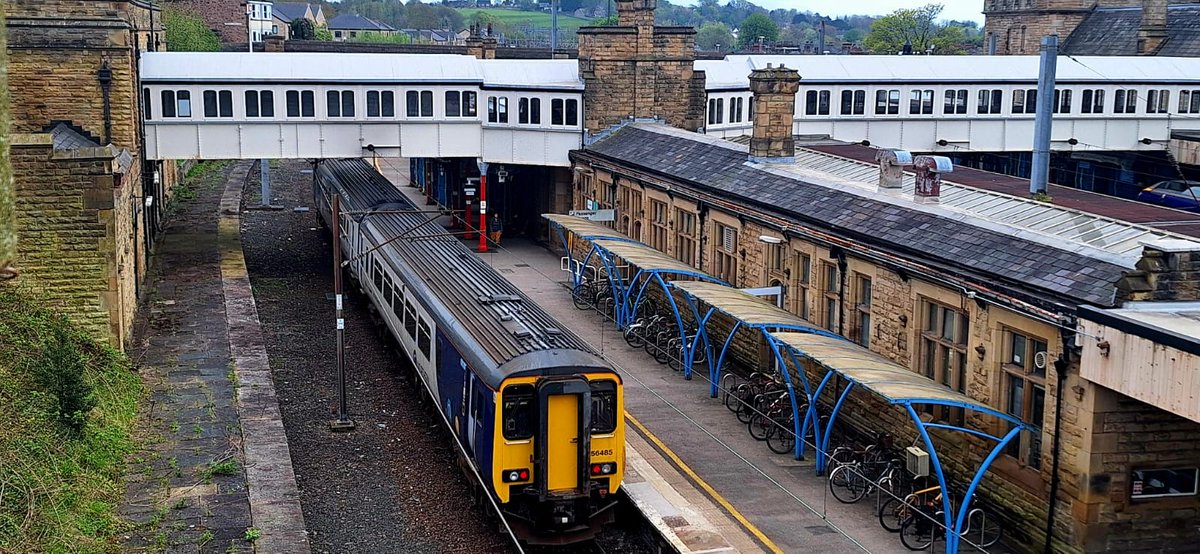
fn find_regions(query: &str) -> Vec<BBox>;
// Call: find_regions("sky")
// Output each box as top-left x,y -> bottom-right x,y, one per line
711,1 -> 985,24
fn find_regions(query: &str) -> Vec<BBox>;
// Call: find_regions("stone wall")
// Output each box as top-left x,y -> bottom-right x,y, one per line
570,152 -> 1200,554
168,0 -> 248,44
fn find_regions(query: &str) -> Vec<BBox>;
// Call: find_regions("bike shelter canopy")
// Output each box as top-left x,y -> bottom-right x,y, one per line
544,214 -> 726,366
770,331 -> 1035,554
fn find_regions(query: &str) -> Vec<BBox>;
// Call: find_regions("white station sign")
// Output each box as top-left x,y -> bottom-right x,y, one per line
568,209 -> 616,222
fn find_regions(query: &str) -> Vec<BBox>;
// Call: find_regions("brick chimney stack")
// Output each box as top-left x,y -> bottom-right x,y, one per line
748,64 -> 801,162
617,0 -> 656,29
1138,0 -> 1168,54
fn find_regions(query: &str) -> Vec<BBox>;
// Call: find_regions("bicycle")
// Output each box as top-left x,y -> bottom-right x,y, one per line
879,484 -> 938,533
897,490 -> 1003,551
828,455 -> 902,504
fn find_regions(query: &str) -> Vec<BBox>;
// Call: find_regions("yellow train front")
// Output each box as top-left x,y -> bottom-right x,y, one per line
489,369 -> 625,544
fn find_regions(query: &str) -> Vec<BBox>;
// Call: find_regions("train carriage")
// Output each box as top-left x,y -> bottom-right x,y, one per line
313,159 -> 624,544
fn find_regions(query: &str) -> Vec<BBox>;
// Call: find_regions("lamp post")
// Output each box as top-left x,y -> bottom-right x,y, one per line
246,4 -> 253,52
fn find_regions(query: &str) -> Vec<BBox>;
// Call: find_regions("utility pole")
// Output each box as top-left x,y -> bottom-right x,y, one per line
550,0 -> 558,52
1030,35 -> 1058,197
330,193 -> 356,431
246,4 -> 253,53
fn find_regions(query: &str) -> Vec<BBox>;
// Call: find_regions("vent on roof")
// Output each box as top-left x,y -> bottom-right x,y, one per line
479,293 -> 522,304
544,327 -> 562,336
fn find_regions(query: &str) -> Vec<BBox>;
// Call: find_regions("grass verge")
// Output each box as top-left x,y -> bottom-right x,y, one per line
0,287 -> 142,554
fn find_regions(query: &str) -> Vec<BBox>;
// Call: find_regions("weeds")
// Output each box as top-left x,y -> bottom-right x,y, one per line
244,527 -> 261,542
198,458 -> 240,482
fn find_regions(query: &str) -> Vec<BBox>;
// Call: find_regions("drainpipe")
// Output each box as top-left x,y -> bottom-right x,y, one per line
835,247 -> 847,338
1044,325 -> 1073,553
98,61 -> 114,145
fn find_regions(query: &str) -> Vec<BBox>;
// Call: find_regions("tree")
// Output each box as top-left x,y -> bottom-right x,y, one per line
591,15 -> 619,26
162,7 -> 221,52
862,3 -> 969,55
291,18 -> 317,40
315,26 -> 334,41
737,12 -> 779,47
696,22 -> 734,51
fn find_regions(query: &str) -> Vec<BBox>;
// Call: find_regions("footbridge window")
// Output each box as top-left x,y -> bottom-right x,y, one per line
840,90 -> 865,115
1147,89 -> 1170,114
1053,89 -> 1072,114
1114,90 -> 1138,114
245,90 -> 275,118
977,89 -> 1002,114
286,90 -> 315,118
518,97 -> 541,124
445,91 -> 478,118
203,90 -> 233,118
1180,90 -> 1200,114
160,90 -> 192,118
551,98 -> 578,126
806,90 -> 831,116
367,90 -> 396,118
875,89 -> 900,115
327,90 -> 355,118
487,96 -> 509,123
909,89 -> 934,115
943,89 -> 967,114
1081,89 -> 1105,114
406,90 -> 433,118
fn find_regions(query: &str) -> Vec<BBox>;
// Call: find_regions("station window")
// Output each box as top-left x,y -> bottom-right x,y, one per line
403,299 -> 417,339
245,90 -> 275,118
708,98 -> 725,125
840,90 -> 865,115
943,89 -> 968,115
714,223 -> 738,284
1081,89 -> 1105,114
160,90 -> 192,118
1052,89 -> 1072,114
286,90 -> 315,117
1114,90 -> 1137,114
203,90 -> 233,118
326,90 -> 355,117
805,90 -> 831,116
501,384 -> 536,440
445,90 -> 478,118
551,98 -> 578,126
406,90 -> 433,117
919,300 -> 969,425
648,200 -> 668,252
1130,468 -> 1199,499
908,89 -> 934,115
874,89 -> 900,115
729,97 -> 744,122
1147,89 -> 1170,114
1011,89 -> 1036,114
855,275 -> 872,348
821,262 -> 839,331
1003,329 -> 1047,469
366,90 -> 396,118
977,89 -> 1002,114
518,97 -> 541,124
590,380 -> 618,434
417,320 -> 432,359
794,252 -> 810,320
1180,90 -> 1200,114
675,209 -> 697,268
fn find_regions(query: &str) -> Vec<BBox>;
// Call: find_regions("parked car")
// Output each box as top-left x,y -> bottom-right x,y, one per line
1136,180 -> 1200,212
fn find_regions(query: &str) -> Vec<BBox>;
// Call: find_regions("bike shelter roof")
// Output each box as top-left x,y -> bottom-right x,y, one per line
593,239 -> 714,277
669,281 -> 814,329
542,213 -> 638,243
770,332 -> 1026,425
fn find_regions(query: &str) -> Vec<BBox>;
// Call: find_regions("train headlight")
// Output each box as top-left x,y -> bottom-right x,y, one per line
502,468 -> 530,483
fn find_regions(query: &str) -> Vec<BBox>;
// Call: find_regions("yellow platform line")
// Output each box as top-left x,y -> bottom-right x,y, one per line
626,413 -> 785,554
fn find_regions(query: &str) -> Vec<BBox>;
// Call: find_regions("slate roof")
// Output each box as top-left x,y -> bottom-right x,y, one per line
272,2 -> 312,23
582,124 -> 1129,308
328,14 -> 396,32
1062,5 -> 1200,57
46,121 -> 100,149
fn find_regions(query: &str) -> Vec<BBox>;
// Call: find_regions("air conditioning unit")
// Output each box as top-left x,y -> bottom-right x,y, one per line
906,446 -> 930,477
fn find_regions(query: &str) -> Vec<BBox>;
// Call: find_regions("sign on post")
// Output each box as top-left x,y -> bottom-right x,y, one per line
568,209 -> 616,222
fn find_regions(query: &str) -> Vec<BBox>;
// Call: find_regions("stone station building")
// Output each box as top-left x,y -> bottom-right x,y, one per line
563,65 -> 1200,553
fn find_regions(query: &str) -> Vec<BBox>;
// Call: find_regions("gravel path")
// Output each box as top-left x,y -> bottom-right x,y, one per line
239,160 -> 514,554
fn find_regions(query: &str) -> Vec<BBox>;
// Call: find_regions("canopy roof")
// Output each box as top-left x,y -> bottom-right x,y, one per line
771,332 -> 1025,425
542,214 -> 636,243
595,239 -> 714,277
670,281 -> 812,328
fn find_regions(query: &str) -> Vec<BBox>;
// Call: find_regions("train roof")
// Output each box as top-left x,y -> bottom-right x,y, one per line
317,159 -> 612,388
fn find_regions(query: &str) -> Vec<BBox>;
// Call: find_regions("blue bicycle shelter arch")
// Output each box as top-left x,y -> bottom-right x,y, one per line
668,280 -> 844,461
769,331 -> 1034,554
543,214 -> 727,369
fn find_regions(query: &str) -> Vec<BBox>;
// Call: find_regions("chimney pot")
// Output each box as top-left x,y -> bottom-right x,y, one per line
913,155 -> 953,204
876,149 -> 913,193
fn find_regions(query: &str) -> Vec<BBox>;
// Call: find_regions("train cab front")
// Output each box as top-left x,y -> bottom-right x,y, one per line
492,373 -> 624,545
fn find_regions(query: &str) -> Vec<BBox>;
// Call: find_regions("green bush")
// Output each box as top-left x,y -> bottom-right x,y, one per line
163,6 -> 220,52
0,287 -> 142,553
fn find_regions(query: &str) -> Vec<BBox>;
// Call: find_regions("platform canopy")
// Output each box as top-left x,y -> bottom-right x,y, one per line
593,239 -> 706,278
542,213 -> 637,244
670,281 -> 814,328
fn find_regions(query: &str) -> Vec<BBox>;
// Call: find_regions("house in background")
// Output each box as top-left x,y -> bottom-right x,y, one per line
247,0 -> 274,43
327,14 -> 397,41
273,2 -> 327,39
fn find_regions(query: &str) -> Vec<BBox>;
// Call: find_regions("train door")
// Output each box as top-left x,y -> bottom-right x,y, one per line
467,373 -> 479,455
537,377 -> 591,494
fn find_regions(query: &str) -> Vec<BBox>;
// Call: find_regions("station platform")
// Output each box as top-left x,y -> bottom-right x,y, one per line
375,159 -> 913,553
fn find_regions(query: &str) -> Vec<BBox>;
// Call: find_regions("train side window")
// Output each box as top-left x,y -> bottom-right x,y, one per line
417,320 -> 431,359
404,300 -> 417,339
501,384 -> 535,440
373,259 -> 384,291
590,380 -> 617,434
